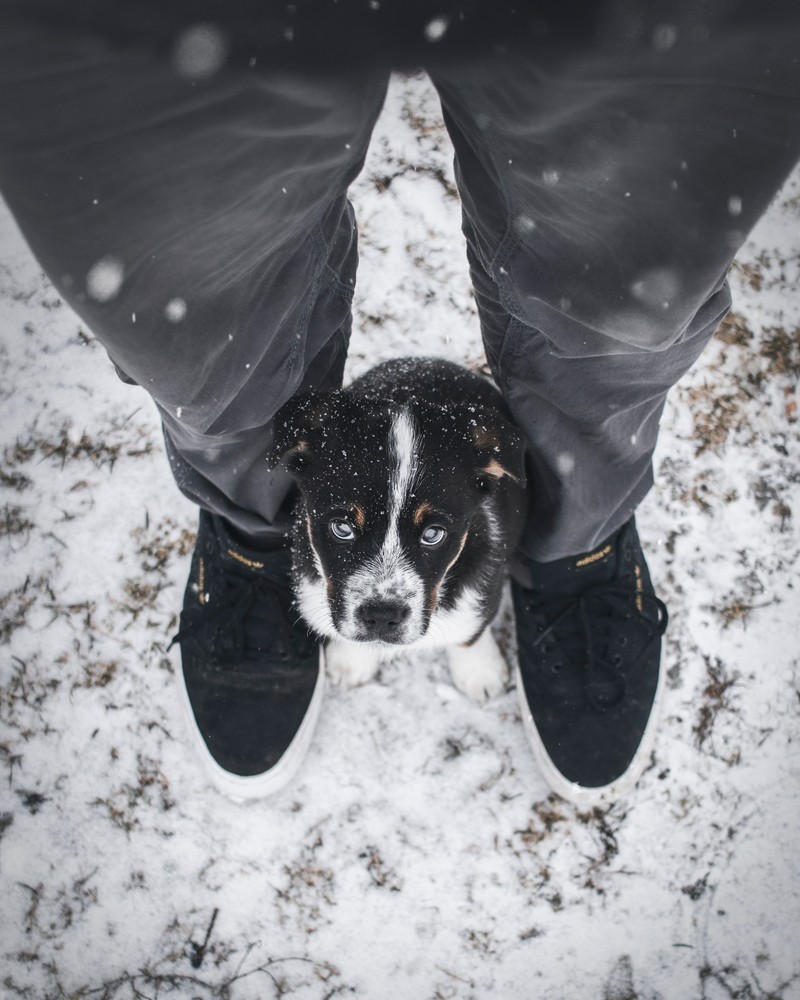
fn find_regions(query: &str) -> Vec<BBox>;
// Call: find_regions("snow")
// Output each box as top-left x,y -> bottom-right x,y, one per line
1,71 -> 799,1000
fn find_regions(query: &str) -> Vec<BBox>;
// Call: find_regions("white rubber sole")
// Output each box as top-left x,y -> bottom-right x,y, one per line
514,653 -> 665,808
175,649 -> 325,802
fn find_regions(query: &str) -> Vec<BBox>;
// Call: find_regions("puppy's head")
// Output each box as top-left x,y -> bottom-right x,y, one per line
271,389 -> 525,646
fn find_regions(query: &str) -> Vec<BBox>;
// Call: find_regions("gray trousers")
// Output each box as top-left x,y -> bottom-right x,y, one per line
2,5 -> 799,560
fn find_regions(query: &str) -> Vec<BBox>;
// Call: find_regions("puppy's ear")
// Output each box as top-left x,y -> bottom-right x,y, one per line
268,392 -> 336,475
469,409 -> 528,488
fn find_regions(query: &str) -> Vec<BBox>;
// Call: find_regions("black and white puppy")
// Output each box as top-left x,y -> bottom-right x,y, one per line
271,358 -> 527,703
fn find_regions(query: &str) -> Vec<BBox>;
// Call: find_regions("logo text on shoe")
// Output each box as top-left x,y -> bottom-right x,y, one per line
575,543 -> 612,569
226,548 -> 266,571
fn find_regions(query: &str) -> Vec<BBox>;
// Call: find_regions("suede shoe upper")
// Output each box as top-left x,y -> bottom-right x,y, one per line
512,518 -> 668,798
172,511 -> 321,785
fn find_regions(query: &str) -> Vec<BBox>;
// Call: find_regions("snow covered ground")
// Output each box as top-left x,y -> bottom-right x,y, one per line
1,72 -> 799,1000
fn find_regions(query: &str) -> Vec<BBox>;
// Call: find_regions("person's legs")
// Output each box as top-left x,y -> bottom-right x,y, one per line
431,7 -> 800,801
0,14 -> 390,542
0,11 -> 390,794
433,10 -> 800,561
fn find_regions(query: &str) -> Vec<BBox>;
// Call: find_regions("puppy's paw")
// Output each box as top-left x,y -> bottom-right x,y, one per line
324,638 -> 382,689
447,628 -> 509,704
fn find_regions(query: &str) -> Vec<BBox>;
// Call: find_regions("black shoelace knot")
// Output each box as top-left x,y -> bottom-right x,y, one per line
172,570 -> 315,677
524,584 -> 668,712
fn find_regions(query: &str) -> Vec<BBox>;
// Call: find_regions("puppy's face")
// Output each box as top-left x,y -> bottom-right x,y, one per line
274,392 -> 523,647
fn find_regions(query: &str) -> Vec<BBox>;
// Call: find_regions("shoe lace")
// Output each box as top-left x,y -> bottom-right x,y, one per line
171,570 -> 314,673
524,584 -> 668,711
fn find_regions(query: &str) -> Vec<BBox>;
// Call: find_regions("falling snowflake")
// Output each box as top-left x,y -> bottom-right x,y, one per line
86,256 -> 124,302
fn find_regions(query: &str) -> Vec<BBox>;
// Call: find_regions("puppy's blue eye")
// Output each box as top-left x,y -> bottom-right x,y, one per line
420,525 -> 447,547
329,519 -> 355,542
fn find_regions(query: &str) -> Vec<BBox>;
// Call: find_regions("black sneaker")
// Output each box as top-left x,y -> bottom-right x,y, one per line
512,518 -> 668,805
171,510 -> 323,800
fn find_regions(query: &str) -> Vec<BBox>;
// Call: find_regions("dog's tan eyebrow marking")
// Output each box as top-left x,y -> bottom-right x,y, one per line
413,501 -> 435,526
481,458 -> 518,481
350,503 -> 366,530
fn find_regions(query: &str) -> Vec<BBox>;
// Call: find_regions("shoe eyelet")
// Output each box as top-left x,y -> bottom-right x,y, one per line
617,636 -> 628,647
551,662 -> 562,674
612,654 -> 623,666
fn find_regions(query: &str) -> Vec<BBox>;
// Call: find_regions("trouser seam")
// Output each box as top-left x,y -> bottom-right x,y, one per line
438,71 -> 521,308
287,192 -> 356,376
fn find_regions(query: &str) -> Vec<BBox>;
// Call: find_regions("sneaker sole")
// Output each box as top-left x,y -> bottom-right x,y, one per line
514,653 -> 665,808
174,648 -> 325,802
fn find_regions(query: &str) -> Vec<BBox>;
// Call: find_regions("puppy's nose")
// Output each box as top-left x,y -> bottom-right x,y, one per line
358,600 -> 410,642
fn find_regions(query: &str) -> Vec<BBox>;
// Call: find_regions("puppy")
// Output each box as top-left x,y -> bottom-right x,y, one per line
271,358 -> 527,703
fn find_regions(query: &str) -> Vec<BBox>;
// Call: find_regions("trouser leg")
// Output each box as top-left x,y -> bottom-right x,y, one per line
431,8 -> 800,561
0,15 -> 390,542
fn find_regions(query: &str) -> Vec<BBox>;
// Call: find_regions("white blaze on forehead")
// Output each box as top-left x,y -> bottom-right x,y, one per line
388,407 -> 417,518
376,406 -> 418,573
379,407 -> 418,576
375,410 -> 418,590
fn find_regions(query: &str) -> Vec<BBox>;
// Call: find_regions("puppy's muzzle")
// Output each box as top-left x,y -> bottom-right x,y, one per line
357,599 -> 411,643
